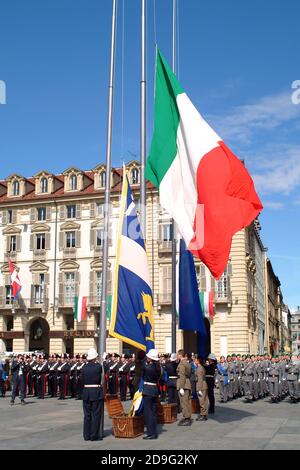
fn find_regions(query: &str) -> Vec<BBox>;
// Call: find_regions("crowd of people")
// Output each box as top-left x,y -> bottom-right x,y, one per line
0,349 -> 299,440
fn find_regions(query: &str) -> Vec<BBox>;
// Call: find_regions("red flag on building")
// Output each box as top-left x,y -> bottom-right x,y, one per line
8,258 -> 22,299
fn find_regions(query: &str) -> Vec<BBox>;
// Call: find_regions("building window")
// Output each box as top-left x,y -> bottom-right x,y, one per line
9,235 -> 17,252
66,231 -> 76,248
34,274 -> 45,304
40,178 -> 48,193
100,172 -> 106,188
37,207 -> 46,221
5,286 -> 13,305
36,233 -> 46,250
96,229 -> 104,247
96,271 -> 102,302
69,174 -> 77,191
131,168 -> 139,185
217,267 -> 230,299
161,223 -> 172,241
12,180 -> 20,196
96,202 -> 104,217
65,272 -> 75,304
67,205 -> 76,219
8,210 -> 13,224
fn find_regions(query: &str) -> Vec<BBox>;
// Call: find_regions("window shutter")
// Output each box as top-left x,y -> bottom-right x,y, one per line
0,287 -> 4,305
227,263 -> 233,277
76,204 -> 81,220
31,285 -> 35,303
75,272 -> 80,296
2,211 -> 7,225
75,230 -> 81,248
30,208 -> 36,223
30,234 -> 34,251
12,210 -> 17,224
58,273 -> 64,305
90,228 -> 95,250
108,228 -> 113,247
6,236 -> 10,253
89,271 -> 96,299
90,202 -> 96,219
46,206 -> 51,221
107,269 -> 112,295
16,235 -> 21,252
59,205 -> 66,220
59,232 -> 64,251
5,274 -> 11,285
45,233 -> 51,250
210,275 -> 216,293
44,273 -> 50,285
200,264 -> 207,292
32,273 -> 40,285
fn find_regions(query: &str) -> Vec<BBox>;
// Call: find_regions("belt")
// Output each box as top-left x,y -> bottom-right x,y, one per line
144,382 -> 157,386
271,375 -> 278,378
206,375 -> 214,378
169,376 -> 177,379
84,385 -> 101,388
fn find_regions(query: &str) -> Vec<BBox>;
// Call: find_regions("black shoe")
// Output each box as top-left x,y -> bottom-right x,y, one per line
21,401 -> 26,405
143,435 -> 158,440
196,415 -> 201,421
10,401 -> 14,406
178,418 -> 192,427
199,416 -> 208,421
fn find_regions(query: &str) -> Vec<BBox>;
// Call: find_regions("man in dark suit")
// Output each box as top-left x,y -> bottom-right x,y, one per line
81,348 -> 104,441
10,355 -> 26,405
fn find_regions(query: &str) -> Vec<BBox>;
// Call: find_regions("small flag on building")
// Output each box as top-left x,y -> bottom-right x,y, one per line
8,258 -> 22,299
109,172 -> 155,353
74,295 -> 87,322
199,292 -> 215,319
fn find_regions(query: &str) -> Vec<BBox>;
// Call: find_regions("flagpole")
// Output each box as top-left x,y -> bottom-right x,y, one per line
171,0 -> 177,354
140,0 -> 147,235
99,0 -> 117,359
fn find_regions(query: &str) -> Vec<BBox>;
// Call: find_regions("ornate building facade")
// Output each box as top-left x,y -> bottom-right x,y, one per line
0,163 -> 289,356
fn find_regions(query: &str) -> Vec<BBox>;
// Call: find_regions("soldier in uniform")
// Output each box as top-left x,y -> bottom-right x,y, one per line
142,349 -> 161,440
57,354 -> 70,400
242,356 -> 255,402
227,355 -> 236,400
286,355 -> 300,403
69,356 -> 79,398
108,353 -> 120,395
128,355 -> 136,400
81,348 -> 104,441
118,354 -> 130,401
195,356 -> 208,421
177,350 -> 192,426
216,356 -> 229,403
0,358 -> 6,397
75,355 -> 86,400
10,355 -> 26,406
268,357 -> 281,403
204,354 -> 217,414
37,356 -> 49,399
235,355 -> 243,397
165,353 -> 178,405
48,355 -> 59,397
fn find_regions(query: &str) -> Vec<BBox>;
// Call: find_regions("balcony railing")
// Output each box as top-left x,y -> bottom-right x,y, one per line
157,293 -> 172,305
0,297 -> 49,311
215,291 -> 232,304
158,241 -> 172,254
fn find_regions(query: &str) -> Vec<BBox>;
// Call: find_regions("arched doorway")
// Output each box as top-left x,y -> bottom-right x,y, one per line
183,320 -> 211,358
28,317 -> 50,354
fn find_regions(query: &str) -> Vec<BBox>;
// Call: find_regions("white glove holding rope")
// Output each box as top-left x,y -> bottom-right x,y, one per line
179,388 -> 185,397
198,391 -> 203,398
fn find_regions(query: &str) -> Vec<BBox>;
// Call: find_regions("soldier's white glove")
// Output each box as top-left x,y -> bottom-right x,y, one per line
266,378 -> 269,382
198,391 -> 203,398
238,376 -> 241,380
279,381 -> 281,384
267,368 -> 270,372
215,379 -> 218,384
179,388 -> 185,397
258,379 -> 260,383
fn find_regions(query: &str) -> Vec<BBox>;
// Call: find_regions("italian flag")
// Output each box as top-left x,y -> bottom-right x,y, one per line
199,292 -> 214,319
74,296 -> 87,322
146,50 -> 263,279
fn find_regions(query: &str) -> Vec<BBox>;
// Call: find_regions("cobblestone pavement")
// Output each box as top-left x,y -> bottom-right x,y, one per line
0,394 -> 299,450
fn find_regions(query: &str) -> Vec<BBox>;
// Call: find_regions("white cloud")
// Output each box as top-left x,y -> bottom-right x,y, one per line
263,201 -> 285,210
208,92 -> 300,145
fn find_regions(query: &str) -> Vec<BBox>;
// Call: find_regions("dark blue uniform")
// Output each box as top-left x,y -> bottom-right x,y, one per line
81,362 -> 104,441
11,360 -> 26,403
142,362 -> 161,438
165,361 -> 178,404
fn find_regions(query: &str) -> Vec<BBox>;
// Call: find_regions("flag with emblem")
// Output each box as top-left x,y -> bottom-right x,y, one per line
109,171 -> 155,352
8,258 -> 22,299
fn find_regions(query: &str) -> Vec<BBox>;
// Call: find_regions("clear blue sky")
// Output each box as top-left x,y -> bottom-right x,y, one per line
0,0 -> 299,309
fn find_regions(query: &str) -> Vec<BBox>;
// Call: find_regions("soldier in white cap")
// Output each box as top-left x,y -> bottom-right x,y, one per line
81,348 -> 104,441
164,353 -> 178,405
142,349 -> 161,440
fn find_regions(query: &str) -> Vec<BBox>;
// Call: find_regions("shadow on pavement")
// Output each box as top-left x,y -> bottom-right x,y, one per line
209,406 -> 255,423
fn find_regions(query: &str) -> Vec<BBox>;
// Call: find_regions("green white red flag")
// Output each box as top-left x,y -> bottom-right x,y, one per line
146,50 -> 263,280
74,296 -> 87,322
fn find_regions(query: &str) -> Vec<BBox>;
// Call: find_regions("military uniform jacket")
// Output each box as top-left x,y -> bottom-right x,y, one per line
177,359 -> 192,391
81,362 -> 104,401
227,362 -> 236,380
142,363 -> 161,397
217,362 -> 228,382
196,364 -> 208,392
286,362 -> 300,381
268,363 -> 281,382
165,361 -> 178,387
242,363 -> 255,382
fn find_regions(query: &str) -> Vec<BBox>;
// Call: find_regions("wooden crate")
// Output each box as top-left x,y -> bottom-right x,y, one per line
157,402 -> 177,424
112,415 -> 144,438
191,398 -> 200,414
105,394 -> 124,418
